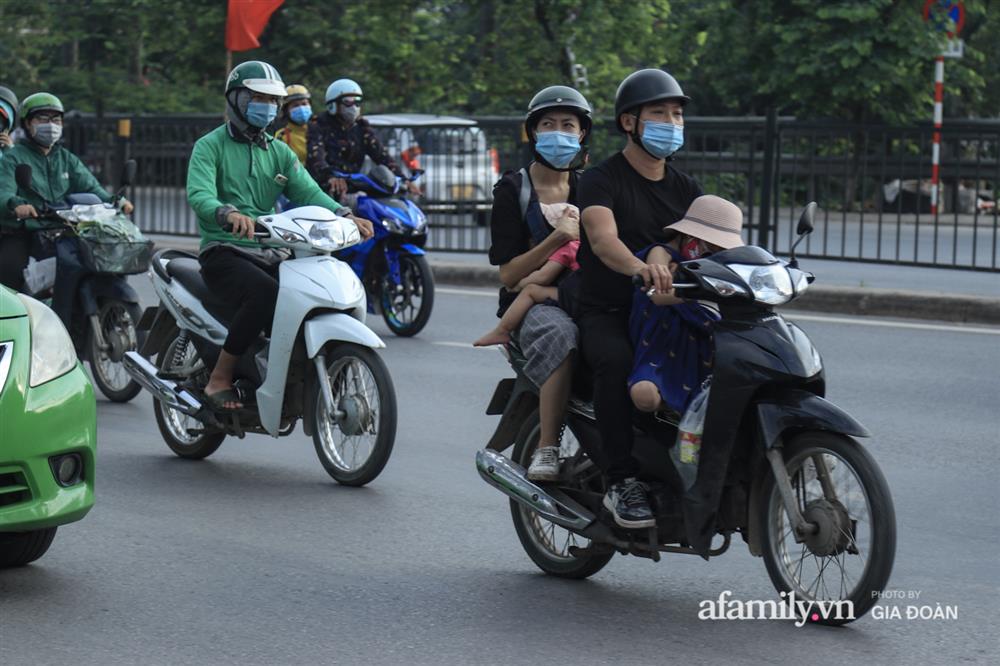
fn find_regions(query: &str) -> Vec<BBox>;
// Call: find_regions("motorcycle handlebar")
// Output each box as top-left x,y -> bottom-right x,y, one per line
630,273 -> 698,292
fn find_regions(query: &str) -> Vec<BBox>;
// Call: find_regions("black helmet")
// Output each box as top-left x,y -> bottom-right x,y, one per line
614,68 -> 690,133
525,85 -> 592,171
0,86 -> 18,132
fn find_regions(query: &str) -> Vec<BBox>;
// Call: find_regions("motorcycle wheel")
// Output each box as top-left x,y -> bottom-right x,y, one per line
509,408 -> 614,579
311,343 -> 397,486
88,300 -> 143,402
153,330 -> 225,460
0,528 -> 57,568
759,431 -> 896,625
380,254 -> 434,337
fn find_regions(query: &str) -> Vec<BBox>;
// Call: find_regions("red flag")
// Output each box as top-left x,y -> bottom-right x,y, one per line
225,0 -> 285,52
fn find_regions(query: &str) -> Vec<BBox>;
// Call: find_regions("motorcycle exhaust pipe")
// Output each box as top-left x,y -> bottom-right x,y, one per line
476,449 -> 595,532
122,351 -> 202,416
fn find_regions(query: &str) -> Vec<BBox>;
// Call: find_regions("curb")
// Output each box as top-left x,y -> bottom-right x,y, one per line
429,262 -> 1000,326
146,237 -> 1000,326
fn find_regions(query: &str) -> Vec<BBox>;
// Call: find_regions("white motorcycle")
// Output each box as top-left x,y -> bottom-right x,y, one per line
123,206 -> 397,486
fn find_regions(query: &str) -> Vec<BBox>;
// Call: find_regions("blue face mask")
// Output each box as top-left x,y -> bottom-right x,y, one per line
535,130 -> 582,169
246,101 -> 278,129
640,120 -> 684,159
289,105 -> 312,125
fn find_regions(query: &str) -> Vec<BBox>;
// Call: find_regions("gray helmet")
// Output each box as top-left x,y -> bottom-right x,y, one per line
614,68 -> 690,133
0,86 -> 18,132
525,85 -> 592,171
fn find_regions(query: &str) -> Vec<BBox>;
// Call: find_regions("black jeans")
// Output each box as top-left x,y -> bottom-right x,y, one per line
0,231 -> 31,292
578,307 -> 639,483
199,247 -> 280,356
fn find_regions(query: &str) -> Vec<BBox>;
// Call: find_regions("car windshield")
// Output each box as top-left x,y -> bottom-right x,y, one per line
412,128 -> 486,154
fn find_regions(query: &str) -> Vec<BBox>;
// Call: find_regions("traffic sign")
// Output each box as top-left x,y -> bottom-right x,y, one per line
923,0 -> 965,38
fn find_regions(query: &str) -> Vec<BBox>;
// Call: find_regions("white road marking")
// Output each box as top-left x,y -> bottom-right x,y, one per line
437,286 -> 496,297
786,313 -> 1000,336
433,341 -> 498,351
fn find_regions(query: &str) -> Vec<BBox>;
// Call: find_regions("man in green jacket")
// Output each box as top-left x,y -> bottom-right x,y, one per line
190,60 -> 373,411
0,85 -> 17,157
0,92 -> 133,292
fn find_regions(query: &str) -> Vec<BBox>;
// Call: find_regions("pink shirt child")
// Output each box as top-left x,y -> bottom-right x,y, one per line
540,202 -> 580,272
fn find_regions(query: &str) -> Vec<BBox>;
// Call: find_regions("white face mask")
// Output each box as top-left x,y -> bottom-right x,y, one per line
338,104 -> 359,124
33,122 -> 62,147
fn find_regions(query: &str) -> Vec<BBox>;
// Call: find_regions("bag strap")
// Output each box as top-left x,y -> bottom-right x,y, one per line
518,167 -> 531,220
518,167 -> 550,245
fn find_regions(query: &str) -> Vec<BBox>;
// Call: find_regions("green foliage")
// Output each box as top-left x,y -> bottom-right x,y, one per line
0,0 -> 996,122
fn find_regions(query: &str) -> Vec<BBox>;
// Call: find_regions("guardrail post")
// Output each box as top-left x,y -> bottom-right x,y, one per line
757,107 -> 778,250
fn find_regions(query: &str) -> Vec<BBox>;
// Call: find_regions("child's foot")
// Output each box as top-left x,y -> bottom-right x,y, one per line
474,328 -> 512,347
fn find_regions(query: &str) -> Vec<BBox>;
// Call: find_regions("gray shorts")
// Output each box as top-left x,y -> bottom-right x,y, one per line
518,303 -> 579,388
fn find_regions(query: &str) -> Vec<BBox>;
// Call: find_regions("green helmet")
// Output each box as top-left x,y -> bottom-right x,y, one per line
19,92 -> 63,125
225,61 -> 286,97
0,86 -> 18,131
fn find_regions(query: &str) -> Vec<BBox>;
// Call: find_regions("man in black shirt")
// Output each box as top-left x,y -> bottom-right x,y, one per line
577,69 -> 703,529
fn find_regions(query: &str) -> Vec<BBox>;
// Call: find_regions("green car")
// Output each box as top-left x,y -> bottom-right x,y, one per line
0,285 -> 96,567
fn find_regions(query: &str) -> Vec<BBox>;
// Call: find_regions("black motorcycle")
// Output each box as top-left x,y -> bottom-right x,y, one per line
477,203 -> 896,625
14,160 -> 149,402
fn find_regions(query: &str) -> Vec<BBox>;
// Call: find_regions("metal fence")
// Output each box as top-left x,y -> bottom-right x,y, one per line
63,112 -> 1000,271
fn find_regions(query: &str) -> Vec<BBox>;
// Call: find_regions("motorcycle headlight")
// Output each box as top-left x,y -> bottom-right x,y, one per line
728,263 -> 794,305
16,294 -> 77,387
381,217 -> 406,234
702,276 -> 748,298
273,226 -> 306,244
307,219 -> 361,252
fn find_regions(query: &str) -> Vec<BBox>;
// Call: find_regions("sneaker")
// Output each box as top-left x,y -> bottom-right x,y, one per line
603,478 -> 656,529
527,446 -> 560,482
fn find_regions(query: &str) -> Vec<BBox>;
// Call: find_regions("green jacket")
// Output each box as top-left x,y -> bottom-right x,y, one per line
0,141 -> 111,231
187,124 -> 343,251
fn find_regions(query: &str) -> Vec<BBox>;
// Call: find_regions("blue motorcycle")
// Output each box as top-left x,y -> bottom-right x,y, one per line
332,166 -> 434,337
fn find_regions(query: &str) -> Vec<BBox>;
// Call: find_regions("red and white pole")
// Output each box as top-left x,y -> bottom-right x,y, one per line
931,55 -> 944,215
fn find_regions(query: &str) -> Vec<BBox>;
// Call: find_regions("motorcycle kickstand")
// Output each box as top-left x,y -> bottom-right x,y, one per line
646,527 -> 661,562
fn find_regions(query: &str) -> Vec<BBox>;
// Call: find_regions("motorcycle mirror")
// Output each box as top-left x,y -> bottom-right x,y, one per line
121,159 -> 137,187
789,201 -> 817,268
796,201 -> 816,236
15,164 -> 33,191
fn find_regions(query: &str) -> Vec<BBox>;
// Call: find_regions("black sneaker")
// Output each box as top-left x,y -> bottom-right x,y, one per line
602,478 -> 655,529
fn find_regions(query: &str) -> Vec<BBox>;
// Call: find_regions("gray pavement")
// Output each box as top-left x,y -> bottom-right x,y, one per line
1,286 -> 998,665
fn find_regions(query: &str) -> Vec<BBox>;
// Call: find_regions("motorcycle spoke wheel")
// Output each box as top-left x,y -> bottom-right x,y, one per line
760,432 -> 896,624
312,344 -> 397,486
90,301 -> 141,401
380,255 -> 434,337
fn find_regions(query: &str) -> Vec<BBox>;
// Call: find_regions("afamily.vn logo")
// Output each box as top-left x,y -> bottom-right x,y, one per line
698,591 -> 854,627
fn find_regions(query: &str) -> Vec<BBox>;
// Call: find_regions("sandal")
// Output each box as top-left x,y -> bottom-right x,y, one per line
204,387 -> 245,412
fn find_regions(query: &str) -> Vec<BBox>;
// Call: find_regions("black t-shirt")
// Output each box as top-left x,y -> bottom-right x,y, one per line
576,152 -> 703,310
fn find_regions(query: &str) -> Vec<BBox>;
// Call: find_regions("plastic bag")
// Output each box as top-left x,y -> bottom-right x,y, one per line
670,377 -> 711,490
22,256 -> 57,295
72,205 -> 152,275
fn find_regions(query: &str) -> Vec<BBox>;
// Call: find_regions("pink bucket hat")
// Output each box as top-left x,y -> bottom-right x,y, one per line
664,195 -> 745,249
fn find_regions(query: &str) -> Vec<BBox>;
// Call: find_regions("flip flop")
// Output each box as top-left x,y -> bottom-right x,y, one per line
204,387 -> 244,412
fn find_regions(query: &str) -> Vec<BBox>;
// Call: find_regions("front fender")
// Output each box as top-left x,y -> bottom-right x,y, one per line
756,389 -> 870,449
304,312 -> 385,356
399,243 -> 425,256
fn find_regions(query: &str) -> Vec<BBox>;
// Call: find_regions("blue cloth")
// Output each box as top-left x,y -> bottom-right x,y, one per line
627,244 -> 718,413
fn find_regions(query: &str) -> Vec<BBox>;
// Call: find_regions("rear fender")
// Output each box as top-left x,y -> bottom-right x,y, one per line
485,375 -> 538,452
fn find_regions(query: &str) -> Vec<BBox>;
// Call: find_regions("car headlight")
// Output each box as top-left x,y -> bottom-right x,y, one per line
728,263 -> 794,305
308,219 -> 361,252
16,294 -> 77,387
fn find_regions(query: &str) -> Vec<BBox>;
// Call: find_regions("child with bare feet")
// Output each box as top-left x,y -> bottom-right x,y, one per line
475,202 -> 579,347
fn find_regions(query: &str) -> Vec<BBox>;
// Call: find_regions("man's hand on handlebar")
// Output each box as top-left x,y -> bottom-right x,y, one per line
14,204 -> 38,219
633,261 -> 674,296
328,177 -> 348,198
225,211 -> 257,239
345,213 -> 374,240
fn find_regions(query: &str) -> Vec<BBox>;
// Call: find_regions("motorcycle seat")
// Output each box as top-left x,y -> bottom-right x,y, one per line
165,257 -> 237,324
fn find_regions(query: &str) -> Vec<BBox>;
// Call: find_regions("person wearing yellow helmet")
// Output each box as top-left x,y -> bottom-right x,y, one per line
274,84 -> 312,165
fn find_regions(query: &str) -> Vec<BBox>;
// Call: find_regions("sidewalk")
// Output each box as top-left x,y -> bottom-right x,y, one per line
146,234 -> 1000,325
